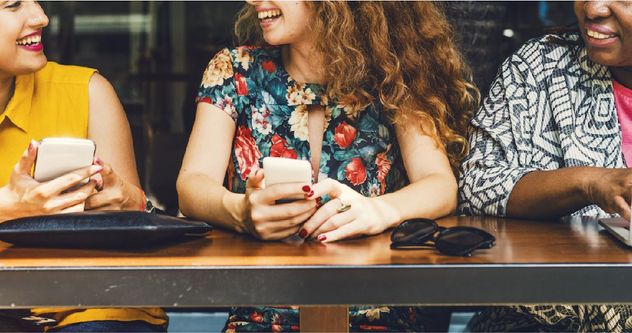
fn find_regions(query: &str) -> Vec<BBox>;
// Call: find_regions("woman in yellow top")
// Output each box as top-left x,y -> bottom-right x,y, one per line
0,1 -> 167,332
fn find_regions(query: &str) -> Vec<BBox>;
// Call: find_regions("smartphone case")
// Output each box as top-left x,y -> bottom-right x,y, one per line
33,138 -> 95,182
263,157 -> 312,201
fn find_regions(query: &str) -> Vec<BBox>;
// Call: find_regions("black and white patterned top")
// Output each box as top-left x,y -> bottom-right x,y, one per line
458,34 -> 623,217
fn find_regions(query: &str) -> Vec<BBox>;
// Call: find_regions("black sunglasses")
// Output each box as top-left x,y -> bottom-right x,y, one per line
390,218 -> 496,256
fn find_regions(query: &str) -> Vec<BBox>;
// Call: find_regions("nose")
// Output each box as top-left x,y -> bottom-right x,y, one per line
584,0 -> 612,20
27,1 -> 49,29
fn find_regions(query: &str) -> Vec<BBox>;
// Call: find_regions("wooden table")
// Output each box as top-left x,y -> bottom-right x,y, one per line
1,216 -> 632,332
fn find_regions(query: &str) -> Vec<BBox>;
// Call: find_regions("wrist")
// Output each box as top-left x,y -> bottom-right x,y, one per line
222,192 -> 248,233
137,189 -> 156,213
576,166 -> 599,204
121,183 -> 140,211
0,186 -> 19,222
370,196 -> 402,230
137,188 -> 145,211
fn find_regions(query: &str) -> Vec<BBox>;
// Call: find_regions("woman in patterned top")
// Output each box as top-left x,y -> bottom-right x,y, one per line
459,1 -> 632,332
177,1 -> 477,331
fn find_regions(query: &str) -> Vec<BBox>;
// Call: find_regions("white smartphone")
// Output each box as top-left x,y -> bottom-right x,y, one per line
263,157 -> 312,203
33,138 -> 96,184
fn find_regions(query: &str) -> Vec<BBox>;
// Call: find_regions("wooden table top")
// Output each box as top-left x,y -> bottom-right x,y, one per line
0,215 -> 630,268
2,216 -> 632,307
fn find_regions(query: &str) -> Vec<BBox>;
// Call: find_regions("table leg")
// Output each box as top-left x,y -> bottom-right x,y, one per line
300,305 -> 349,332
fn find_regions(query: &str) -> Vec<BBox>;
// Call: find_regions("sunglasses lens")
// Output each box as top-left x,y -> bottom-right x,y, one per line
391,218 -> 437,245
435,227 -> 495,256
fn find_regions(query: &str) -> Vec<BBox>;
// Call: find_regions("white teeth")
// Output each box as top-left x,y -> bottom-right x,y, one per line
257,9 -> 282,20
16,35 -> 41,46
587,29 -> 615,40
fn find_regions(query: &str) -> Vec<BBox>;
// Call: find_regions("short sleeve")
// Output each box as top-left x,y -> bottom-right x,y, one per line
196,48 -> 239,122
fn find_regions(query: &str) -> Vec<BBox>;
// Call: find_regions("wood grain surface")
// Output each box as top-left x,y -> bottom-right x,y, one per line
0,216 -> 629,267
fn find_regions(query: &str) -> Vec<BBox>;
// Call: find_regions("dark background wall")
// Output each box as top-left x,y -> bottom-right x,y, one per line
39,1 -> 577,213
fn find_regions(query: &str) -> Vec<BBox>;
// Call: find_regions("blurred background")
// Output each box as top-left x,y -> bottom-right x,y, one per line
39,1 -> 577,215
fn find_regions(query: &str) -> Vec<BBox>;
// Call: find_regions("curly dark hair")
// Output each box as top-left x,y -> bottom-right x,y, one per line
235,1 -> 480,169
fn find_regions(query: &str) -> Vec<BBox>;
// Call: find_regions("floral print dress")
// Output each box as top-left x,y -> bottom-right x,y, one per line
197,46 -> 440,332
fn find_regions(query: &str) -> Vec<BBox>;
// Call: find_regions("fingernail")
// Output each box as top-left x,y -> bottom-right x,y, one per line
95,157 -> 103,166
316,197 -> 322,207
306,190 -> 314,198
317,234 -> 326,242
298,229 -> 308,239
28,141 -> 34,152
302,185 -> 311,193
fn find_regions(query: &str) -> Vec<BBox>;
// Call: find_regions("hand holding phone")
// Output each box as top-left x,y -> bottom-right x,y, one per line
33,138 -> 96,183
240,157 -> 315,242
0,140 -> 101,221
263,157 -> 312,203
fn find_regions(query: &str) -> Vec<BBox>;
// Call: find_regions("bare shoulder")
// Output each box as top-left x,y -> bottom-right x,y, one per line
88,72 -> 116,96
87,72 -> 125,118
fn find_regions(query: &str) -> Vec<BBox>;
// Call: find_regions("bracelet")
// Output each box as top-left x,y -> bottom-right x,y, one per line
139,189 -> 146,211
139,189 -> 156,214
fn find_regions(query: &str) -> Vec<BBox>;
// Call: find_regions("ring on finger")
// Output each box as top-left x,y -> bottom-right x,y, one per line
336,198 -> 352,213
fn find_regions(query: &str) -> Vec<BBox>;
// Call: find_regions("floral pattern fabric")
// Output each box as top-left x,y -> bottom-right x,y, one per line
196,46 -> 432,332
197,46 -> 407,197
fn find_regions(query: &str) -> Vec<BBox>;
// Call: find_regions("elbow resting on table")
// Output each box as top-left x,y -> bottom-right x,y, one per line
176,171 -> 200,218
441,175 -> 458,216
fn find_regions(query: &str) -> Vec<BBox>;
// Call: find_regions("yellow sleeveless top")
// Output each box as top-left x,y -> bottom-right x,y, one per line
0,62 -> 167,330
0,62 -> 91,184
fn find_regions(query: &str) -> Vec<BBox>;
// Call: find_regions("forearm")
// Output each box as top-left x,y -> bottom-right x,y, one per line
506,167 -> 592,219
374,173 -> 457,229
177,172 -> 246,233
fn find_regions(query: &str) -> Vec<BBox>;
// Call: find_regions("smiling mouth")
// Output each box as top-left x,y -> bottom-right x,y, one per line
258,9 -> 282,22
16,34 -> 42,47
586,28 -> 617,40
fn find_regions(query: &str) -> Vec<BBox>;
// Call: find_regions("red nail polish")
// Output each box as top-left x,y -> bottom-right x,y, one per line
307,190 -> 314,197
302,185 -> 311,193
317,235 -> 326,242
298,229 -> 308,239
95,157 -> 103,165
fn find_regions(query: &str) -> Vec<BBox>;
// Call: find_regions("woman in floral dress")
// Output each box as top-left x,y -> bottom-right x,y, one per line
177,1 -> 478,331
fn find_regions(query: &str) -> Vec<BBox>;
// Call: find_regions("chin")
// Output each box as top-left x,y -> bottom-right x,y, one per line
263,38 -> 283,46
262,33 -> 289,46
16,56 -> 48,75
586,50 -> 620,67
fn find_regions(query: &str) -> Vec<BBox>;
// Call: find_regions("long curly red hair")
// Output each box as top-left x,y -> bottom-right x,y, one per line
235,1 -> 479,169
